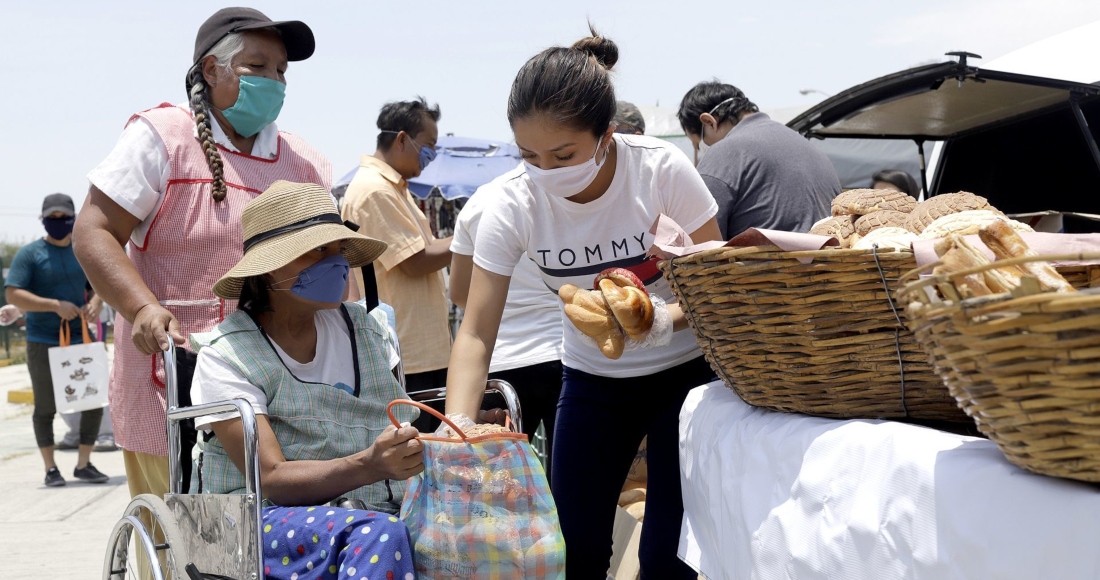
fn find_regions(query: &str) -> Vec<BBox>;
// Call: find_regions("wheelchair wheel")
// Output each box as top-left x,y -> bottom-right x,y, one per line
103,494 -> 190,580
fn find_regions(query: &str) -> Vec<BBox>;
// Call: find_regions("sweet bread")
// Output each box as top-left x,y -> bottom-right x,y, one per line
854,210 -> 910,237
905,192 -> 991,233
852,227 -> 917,251
919,210 -> 1032,240
845,190 -> 917,215
809,215 -> 857,247
599,278 -> 654,340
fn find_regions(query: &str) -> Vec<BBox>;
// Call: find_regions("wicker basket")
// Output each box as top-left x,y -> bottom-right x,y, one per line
899,252 -> 1100,482
659,244 -> 965,421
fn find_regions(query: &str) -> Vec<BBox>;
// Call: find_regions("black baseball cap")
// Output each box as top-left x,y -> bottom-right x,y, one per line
41,193 -> 75,218
192,7 -> 315,69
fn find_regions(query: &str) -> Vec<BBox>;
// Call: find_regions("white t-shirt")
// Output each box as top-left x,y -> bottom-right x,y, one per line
473,134 -> 718,378
190,308 -> 399,430
452,182 -> 564,373
87,113 -> 280,247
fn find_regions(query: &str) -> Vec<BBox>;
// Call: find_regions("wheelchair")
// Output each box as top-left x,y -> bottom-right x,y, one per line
102,342 -> 523,579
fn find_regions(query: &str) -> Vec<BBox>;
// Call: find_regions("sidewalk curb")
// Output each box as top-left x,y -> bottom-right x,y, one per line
7,387 -> 32,404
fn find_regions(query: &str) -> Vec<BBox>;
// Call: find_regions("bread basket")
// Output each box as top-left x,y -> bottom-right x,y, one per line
659,244 -> 965,421
899,252 -> 1100,482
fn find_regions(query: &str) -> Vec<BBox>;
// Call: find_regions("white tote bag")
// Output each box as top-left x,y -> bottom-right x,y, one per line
48,314 -> 109,414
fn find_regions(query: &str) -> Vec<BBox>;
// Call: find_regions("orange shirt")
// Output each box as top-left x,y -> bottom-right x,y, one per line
341,155 -> 451,374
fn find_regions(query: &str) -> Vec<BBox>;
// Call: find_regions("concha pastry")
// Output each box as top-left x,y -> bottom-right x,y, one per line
809,215 -> 857,247
904,192 -> 991,233
919,210 -> 1034,240
852,227 -> 918,252
846,190 -> 918,215
831,189 -> 871,216
854,210 -> 910,237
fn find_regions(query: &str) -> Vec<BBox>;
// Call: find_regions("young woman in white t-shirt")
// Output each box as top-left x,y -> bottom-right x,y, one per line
444,30 -> 722,579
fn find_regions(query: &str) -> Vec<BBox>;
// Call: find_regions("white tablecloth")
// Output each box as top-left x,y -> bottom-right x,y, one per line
678,381 -> 1100,580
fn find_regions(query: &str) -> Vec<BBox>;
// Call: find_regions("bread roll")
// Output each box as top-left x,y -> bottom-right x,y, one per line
854,210 -> 910,237
933,236 -> 993,297
599,278 -> 654,340
933,234 -> 1024,294
978,220 -> 1075,293
809,215 -> 857,247
905,192 -> 991,233
852,227 -> 917,251
559,284 -> 625,359
618,488 -> 647,507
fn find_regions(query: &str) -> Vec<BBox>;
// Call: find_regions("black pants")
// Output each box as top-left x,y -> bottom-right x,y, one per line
175,348 -> 199,494
27,341 -> 103,448
489,360 -> 563,480
552,356 -> 716,579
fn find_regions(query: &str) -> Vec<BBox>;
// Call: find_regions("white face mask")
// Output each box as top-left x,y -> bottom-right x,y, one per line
524,136 -> 607,199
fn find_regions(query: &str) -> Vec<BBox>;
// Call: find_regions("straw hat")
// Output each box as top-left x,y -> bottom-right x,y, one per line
213,180 -> 387,299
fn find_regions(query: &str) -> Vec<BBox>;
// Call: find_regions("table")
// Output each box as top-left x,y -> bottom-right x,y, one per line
678,381 -> 1100,579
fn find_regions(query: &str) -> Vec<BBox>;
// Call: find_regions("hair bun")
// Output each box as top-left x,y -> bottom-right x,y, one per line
571,30 -> 618,70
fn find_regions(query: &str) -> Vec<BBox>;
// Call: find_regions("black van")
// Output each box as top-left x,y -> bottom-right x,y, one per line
788,52 -> 1100,232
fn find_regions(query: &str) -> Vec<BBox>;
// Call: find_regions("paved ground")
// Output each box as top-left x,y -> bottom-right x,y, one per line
1,359 -> 129,578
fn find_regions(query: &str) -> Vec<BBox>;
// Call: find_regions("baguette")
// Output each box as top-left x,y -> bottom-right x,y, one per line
978,220 -> 1075,293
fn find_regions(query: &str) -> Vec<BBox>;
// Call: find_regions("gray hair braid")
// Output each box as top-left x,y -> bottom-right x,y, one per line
186,32 -> 246,202
187,65 -> 227,202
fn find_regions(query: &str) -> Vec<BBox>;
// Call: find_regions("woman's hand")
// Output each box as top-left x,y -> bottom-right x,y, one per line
131,303 -> 186,354
83,295 -> 103,321
362,425 -> 424,481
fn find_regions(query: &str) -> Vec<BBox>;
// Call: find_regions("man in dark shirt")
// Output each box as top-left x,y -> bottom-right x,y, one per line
5,193 -> 110,487
677,82 -> 841,239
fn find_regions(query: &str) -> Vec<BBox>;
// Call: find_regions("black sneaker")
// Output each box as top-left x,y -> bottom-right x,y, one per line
45,467 -> 66,487
73,463 -> 109,483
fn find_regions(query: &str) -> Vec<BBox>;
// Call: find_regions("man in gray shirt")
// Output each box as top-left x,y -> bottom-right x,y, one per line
677,82 -> 841,239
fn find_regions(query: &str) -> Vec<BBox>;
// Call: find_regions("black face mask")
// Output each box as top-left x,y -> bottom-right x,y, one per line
43,216 -> 75,240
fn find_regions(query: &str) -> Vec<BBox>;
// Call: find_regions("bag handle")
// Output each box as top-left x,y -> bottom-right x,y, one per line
58,312 -> 92,347
388,399 -> 468,439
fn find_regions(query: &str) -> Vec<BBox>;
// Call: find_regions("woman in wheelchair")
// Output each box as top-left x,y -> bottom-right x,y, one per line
189,180 -> 421,580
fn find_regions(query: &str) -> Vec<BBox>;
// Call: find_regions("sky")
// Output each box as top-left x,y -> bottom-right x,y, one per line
2,0 -> 1100,243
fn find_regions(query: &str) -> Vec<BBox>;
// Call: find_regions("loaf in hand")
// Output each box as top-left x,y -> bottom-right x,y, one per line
559,284 -> 625,359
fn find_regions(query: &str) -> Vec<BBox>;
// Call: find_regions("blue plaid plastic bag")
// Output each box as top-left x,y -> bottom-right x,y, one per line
388,400 -> 566,579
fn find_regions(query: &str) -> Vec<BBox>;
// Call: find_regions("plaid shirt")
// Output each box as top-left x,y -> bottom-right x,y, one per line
190,303 -> 417,513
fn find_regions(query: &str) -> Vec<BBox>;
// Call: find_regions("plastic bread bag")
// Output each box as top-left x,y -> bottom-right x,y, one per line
388,400 -> 565,580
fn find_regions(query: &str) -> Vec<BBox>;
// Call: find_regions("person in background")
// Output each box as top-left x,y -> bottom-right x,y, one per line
340,98 -> 452,393
449,185 -> 565,479
677,81 -> 841,240
613,100 -> 646,135
445,28 -> 722,578
74,7 -> 330,501
5,193 -> 109,487
872,169 -> 920,197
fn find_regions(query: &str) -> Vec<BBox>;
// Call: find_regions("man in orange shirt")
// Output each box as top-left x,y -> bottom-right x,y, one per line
341,98 -> 452,392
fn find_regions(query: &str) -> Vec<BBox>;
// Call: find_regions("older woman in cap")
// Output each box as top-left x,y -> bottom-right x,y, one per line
74,7 -> 331,500
190,180 -> 419,579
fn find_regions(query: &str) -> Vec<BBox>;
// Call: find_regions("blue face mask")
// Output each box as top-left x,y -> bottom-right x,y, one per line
409,135 -> 437,170
271,254 -> 349,304
220,75 -> 286,138
381,130 -> 437,170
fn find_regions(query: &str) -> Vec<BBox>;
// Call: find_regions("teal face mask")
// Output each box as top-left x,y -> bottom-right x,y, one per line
220,75 -> 286,138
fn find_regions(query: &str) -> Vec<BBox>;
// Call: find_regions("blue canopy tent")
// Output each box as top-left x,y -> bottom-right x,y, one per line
334,135 -> 522,200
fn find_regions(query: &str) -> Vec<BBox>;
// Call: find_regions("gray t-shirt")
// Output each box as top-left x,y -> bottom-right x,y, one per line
698,112 -> 841,239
